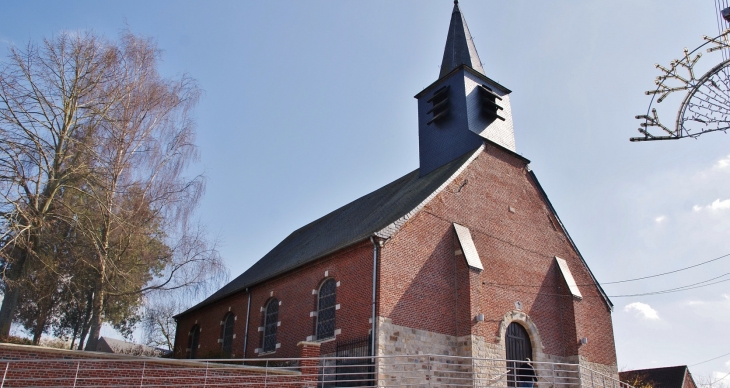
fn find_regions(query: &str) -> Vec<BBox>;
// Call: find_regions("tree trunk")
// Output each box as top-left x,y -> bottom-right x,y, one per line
84,276 -> 104,351
0,252 -> 29,337
32,312 -> 46,345
0,287 -> 20,338
70,309 -> 82,350
77,291 -> 94,350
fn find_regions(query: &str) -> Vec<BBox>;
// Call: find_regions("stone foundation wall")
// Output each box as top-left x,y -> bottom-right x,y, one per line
579,356 -> 620,388
375,317 -> 619,388
376,317 -> 462,357
375,317 -> 471,385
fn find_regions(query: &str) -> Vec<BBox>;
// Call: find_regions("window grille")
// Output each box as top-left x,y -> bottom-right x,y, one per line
188,325 -> 200,359
221,313 -> 235,354
263,298 -> 279,353
316,278 -> 337,340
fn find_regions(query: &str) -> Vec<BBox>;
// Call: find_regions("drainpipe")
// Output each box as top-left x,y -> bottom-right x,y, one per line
369,236 -> 379,357
243,288 -> 251,360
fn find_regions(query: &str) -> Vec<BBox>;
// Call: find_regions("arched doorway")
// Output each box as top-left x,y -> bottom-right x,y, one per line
506,322 -> 533,387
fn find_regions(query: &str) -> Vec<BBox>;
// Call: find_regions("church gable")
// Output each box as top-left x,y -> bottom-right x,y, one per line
378,142 -> 616,363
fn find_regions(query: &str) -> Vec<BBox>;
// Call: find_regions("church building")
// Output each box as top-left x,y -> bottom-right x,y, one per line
174,1 -> 619,378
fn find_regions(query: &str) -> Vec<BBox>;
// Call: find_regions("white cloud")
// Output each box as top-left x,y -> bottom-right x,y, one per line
655,215 -> 666,223
0,35 -> 14,47
714,155 -> 730,170
710,199 -> 730,210
683,295 -> 730,324
624,302 -> 660,320
711,370 -> 730,382
693,199 -> 730,212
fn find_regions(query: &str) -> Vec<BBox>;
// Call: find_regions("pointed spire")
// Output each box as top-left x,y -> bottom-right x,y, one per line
439,1 -> 485,78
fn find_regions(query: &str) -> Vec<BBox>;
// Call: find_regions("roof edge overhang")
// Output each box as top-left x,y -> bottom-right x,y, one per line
483,138 -> 530,165
415,64 -> 512,99
527,169 -> 614,310
374,144 -> 484,239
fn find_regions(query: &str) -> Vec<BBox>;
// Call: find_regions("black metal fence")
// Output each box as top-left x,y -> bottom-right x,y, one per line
320,335 -> 374,387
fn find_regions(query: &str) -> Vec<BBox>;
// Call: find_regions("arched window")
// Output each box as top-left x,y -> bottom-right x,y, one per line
221,313 -> 235,355
188,325 -> 200,359
316,278 -> 337,340
263,298 -> 279,353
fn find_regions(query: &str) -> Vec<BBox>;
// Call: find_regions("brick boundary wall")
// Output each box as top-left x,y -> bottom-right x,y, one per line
0,342 -> 321,387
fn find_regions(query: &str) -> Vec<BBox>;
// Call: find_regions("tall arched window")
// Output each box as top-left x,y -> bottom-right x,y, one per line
221,313 -> 235,354
188,325 -> 200,359
263,298 -> 279,353
316,278 -> 337,340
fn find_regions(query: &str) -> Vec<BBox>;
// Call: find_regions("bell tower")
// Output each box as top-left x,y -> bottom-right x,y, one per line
415,1 -> 516,176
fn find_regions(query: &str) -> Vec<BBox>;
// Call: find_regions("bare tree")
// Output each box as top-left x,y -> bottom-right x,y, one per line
68,32 -> 216,351
697,373 -> 730,388
141,294 -> 180,351
0,31 -> 227,347
0,32 -> 117,337
142,232 -> 228,351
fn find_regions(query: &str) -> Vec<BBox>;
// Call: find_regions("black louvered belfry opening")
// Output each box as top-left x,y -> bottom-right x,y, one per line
222,314 -> 235,354
478,84 -> 505,122
316,279 -> 337,340
427,85 -> 450,125
506,322 -> 533,387
263,298 -> 279,353
188,325 -> 200,359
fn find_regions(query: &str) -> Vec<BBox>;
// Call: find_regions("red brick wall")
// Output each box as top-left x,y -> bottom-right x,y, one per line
684,369 -> 697,388
175,240 -> 375,359
0,343 -> 306,387
379,143 -> 617,365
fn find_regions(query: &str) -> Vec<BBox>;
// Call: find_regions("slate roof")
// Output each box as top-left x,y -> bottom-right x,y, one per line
96,337 -> 170,356
619,366 -> 693,388
439,1 -> 485,78
179,147 -> 482,316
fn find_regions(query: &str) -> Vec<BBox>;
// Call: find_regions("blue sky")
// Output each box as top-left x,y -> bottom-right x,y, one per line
3,0 -> 730,380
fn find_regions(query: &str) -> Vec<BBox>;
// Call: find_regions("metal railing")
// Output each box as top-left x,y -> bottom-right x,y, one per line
0,354 -> 635,388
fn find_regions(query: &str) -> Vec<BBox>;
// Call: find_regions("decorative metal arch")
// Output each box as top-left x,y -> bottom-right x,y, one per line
631,29 -> 730,141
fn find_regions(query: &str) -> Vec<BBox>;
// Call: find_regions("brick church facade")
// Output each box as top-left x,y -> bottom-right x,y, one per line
174,1 -> 618,377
